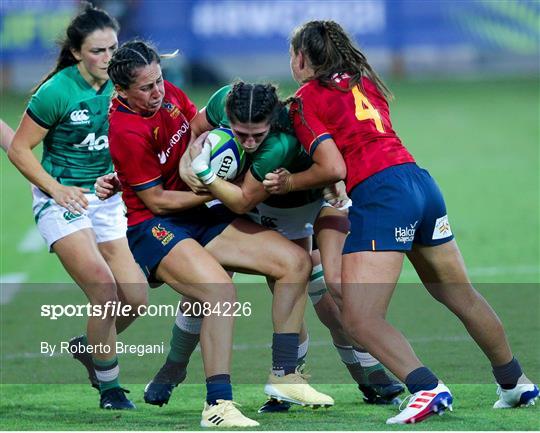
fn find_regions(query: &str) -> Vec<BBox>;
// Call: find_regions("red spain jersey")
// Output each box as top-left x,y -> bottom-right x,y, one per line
108,80 -> 197,226
291,75 -> 415,193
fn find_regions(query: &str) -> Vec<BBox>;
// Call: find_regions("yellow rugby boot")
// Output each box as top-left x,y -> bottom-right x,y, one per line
200,399 -> 259,428
264,368 -> 334,408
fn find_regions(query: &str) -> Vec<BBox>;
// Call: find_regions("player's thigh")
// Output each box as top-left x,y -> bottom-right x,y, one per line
205,217 -> 311,281
98,237 -> 148,305
98,237 -> 145,282
156,238 -> 236,304
52,228 -> 117,303
341,251 -> 404,319
407,240 -> 476,307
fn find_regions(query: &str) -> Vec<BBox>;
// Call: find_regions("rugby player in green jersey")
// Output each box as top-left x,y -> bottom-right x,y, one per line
123,82 -> 400,411
190,82 -> 403,411
8,2 -> 147,410
94,82 -> 402,410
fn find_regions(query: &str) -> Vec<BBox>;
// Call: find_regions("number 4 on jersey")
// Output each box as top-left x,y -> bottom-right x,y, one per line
75,133 -> 109,151
352,86 -> 385,133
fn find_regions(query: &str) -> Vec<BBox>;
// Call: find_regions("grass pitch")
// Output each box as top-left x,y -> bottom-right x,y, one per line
1,78 -> 539,430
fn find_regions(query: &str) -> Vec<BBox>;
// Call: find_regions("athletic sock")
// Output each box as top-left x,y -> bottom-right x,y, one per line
272,333 -> 299,376
405,366 -> 439,394
334,343 -> 368,385
167,308 -> 202,367
297,334 -> 309,368
308,264 -> 326,305
206,374 -> 232,405
353,348 -> 392,386
94,356 -> 120,393
492,357 -> 523,390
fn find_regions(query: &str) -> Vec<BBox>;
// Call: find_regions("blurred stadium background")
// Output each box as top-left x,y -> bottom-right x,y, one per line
1,0 -> 539,89
1,0 -> 539,430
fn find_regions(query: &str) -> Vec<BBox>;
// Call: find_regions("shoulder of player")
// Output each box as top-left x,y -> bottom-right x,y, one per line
204,84 -> 231,126
32,68 -> 75,101
258,132 -> 296,158
109,104 -> 151,137
296,79 -> 323,96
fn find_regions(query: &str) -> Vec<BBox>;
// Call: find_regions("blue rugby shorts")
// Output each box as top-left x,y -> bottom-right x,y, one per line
127,204 -> 235,282
343,163 -> 454,254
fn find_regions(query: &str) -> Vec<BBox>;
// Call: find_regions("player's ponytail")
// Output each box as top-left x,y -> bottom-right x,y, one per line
290,20 -> 393,100
33,2 -> 119,92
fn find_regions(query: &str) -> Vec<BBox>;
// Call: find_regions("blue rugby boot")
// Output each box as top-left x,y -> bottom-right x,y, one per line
493,375 -> 539,408
144,359 -> 187,406
100,387 -> 136,410
359,380 -> 405,405
68,335 -> 99,390
258,398 -> 292,413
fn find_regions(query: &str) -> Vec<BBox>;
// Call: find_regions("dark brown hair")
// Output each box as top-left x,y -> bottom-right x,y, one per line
290,20 -> 392,100
226,81 -> 292,133
34,2 -> 119,92
107,40 -> 160,89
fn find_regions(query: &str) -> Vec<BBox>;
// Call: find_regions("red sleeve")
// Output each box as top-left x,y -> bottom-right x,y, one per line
109,127 -> 163,191
166,81 -> 198,122
291,84 -> 332,157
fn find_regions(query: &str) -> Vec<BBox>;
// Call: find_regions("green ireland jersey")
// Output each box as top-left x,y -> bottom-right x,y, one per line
206,85 -> 321,208
27,65 -> 114,190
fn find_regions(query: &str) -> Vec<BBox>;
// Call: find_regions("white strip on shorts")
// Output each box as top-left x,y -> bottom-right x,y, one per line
321,199 -> 352,212
32,186 -> 127,251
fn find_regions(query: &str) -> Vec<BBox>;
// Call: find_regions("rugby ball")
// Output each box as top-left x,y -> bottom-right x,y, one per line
208,128 -> 246,180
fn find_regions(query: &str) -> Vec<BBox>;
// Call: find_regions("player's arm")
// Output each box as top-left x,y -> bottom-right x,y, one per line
8,113 -> 89,212
180,109 -> 213,192
0,119 -> 15,153
135,183 -> 212,215
263,139 -> 346,194
206,171 -> 269,214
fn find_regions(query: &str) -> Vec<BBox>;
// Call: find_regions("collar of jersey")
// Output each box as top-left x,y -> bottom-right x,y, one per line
116,96 -> 160,118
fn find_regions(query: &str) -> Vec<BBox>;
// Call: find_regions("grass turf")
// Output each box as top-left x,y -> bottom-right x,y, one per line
1,77 -> 539,430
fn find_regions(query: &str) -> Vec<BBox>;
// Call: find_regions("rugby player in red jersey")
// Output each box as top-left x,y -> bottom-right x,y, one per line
106,40 -> 329,427
263,20 -> 538,424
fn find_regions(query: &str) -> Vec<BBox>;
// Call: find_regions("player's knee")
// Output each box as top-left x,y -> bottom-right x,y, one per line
265,245 -> 311,282
283,246 -> 312,280
202,282 -> 237,306
89,285 -> 119,307
342,308 -> 377,344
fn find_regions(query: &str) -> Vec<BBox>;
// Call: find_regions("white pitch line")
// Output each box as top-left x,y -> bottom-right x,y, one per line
0,272 -> 27,304
1,335 -> 471,361
17,226 -> 45,253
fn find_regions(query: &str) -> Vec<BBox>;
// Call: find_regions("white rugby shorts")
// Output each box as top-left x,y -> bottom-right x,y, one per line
248,199 -> 325,240
32,186 -> 127,251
